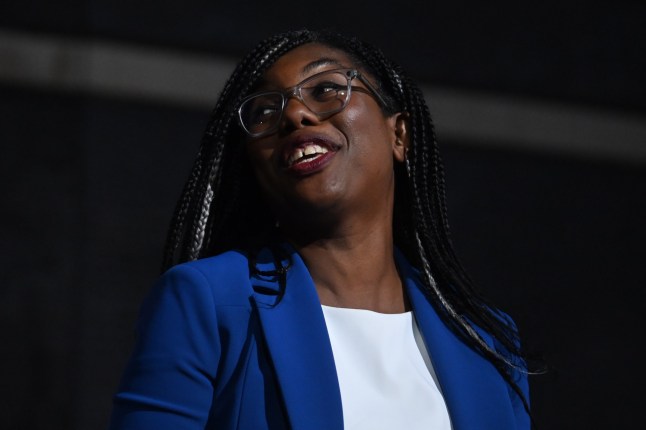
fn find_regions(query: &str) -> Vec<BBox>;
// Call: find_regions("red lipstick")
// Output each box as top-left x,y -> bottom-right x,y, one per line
287,151 -> 336,175
281,134 -> 340,176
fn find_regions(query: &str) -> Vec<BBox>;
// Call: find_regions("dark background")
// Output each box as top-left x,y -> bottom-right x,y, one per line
2,1 -> 645,429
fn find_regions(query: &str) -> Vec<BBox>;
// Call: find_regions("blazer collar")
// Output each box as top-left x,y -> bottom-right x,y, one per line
395,250 -> 517,430
250,245 -> 343,430
249,246 -> 516,430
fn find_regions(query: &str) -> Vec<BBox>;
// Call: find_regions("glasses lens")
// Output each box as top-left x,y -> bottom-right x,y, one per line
239,70 -> 354,137
300,70 -> 350,116
240,93 -> 283,135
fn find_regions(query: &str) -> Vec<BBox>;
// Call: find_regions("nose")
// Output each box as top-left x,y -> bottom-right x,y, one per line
279,93 -> 320,131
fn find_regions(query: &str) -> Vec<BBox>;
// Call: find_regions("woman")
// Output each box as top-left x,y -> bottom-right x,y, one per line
109,29 -> 531,430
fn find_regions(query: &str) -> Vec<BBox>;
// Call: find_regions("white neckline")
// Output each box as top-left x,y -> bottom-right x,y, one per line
321,304 -> 452,430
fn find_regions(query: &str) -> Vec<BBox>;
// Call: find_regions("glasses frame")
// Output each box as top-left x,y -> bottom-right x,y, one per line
237,68 -> 388,138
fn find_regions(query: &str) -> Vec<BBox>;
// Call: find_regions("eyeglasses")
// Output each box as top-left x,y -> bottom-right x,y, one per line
237,68 -> 387,138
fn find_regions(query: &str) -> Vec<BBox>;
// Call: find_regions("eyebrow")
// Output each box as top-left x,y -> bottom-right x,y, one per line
253,57 -> 349,90
301,57 -> 347,75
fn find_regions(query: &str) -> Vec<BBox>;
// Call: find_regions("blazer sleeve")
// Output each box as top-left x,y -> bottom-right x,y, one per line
109,264 -> 221,430
512,367 -> 531,430
496,312 -> 531,430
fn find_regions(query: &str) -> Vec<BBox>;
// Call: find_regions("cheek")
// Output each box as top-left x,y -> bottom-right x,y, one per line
246,144 -> 276,177
342,103 -> 391,142
244,147 -> 281,203
340,105 -> 395,171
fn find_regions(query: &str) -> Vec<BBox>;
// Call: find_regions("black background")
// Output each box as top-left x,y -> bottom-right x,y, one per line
2,1 -> 645,429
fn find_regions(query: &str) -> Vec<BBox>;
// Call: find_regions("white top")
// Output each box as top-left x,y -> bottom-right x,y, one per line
322,305 -> 452,430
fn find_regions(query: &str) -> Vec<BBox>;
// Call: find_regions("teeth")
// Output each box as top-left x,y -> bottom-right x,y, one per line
288,144 -> 329,165
303,146 -> 317,156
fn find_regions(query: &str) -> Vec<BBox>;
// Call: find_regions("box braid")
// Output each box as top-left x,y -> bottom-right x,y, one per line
161,29 -> 532,415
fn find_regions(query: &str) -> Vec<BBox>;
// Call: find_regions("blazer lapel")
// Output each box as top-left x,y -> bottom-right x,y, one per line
396,251 -> 517,430
250,247 -> 343,430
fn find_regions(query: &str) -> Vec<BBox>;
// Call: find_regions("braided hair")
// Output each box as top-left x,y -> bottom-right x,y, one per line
162,29 -> 532,414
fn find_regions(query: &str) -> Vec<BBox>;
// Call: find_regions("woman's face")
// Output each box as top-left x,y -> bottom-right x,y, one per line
244,43 -> 407,231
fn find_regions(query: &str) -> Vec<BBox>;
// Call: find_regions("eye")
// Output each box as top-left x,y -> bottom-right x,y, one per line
241,93 -> 282,127
250,105 -> 279,124
308,81 -> 346,101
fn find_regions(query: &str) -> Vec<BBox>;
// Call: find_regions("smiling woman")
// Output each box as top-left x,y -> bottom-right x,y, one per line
109,30 -> 532,430
244,44 -> 407,242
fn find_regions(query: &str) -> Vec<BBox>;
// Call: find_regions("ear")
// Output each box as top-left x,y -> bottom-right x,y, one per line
391,112 -> 410,163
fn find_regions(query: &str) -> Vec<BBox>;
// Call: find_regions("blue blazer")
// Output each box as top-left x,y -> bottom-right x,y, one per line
110,247 -> 529,429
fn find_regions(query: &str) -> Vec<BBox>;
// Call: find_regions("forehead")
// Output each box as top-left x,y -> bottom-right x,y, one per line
260,43 -> 358,86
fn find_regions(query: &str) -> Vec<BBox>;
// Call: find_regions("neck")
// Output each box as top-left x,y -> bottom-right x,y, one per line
283,216 -> 408,314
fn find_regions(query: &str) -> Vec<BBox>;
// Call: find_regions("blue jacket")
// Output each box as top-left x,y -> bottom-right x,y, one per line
109,247 -> 529,429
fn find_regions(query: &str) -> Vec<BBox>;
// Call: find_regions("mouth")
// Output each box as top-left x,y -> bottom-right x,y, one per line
286,143 -> 330,167
282,135 -> 340,175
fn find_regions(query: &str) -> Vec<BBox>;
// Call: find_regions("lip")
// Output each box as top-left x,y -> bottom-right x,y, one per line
280,133 -> 341,176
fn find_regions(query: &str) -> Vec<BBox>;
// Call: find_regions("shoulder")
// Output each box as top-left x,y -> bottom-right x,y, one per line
132,250 -> 255,353
151,250 -> 253,309
168,249 -> 249,281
